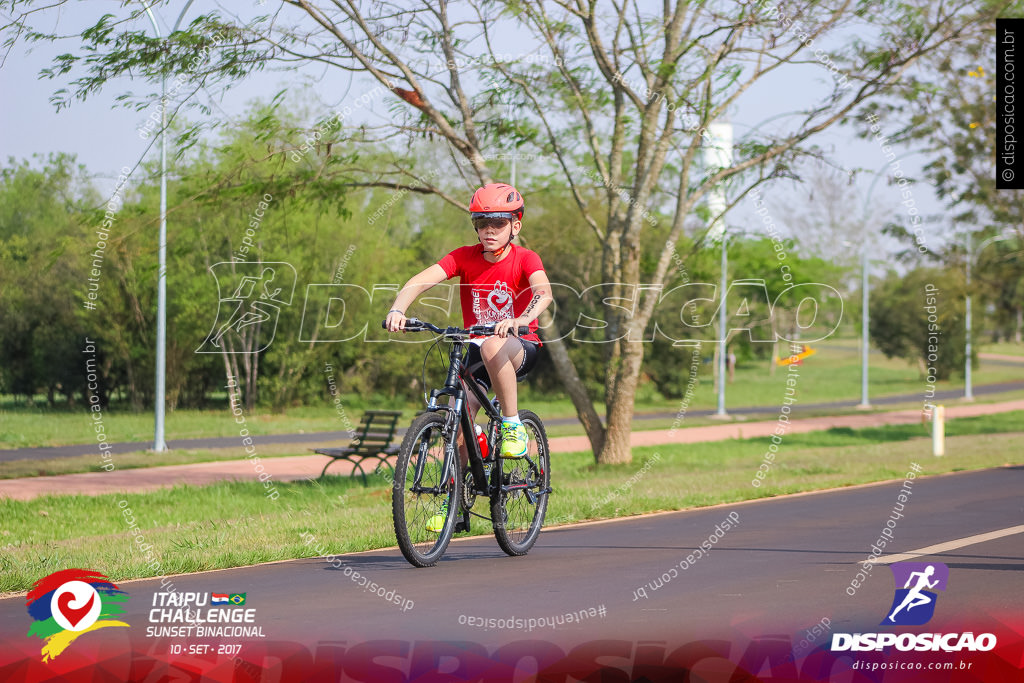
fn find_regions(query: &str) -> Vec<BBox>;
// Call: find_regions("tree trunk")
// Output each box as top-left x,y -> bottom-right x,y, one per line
593,207 -> 644,465
1016,306 -> 1022,344
126,358 -> 141,412
598,341 -> 644,464
222,338 -> 243,409
247,317 -> 260,412
221,339 -> 237,401
600,234 -> 624,409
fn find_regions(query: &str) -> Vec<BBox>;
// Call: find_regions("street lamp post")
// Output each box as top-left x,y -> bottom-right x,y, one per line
858,239 -> 871,409
855,167 -> 891,410
712,226 -> 764,417
854,150 -> 933,410
703,122 -> 733,418
718,231 -> 728,417
965,234 -> 973,401
143,0 -> 197,452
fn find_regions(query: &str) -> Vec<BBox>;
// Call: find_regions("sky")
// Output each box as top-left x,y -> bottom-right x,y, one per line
0,0 -> 952,264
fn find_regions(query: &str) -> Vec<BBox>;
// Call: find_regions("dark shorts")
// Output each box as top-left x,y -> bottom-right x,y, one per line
464,338 -> 540,391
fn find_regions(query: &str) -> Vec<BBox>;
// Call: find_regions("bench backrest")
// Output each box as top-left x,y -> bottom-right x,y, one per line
349,410 -> 402,453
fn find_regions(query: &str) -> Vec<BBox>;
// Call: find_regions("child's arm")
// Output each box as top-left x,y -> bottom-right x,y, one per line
494,270 -> 554,337
385,264 -> 448,332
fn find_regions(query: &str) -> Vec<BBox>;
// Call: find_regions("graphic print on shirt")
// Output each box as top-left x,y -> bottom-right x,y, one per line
473,280 -> 515,324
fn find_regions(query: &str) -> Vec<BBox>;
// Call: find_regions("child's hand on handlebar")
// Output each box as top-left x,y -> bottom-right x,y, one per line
385,309 -> 408,332
494,317 -> 527,338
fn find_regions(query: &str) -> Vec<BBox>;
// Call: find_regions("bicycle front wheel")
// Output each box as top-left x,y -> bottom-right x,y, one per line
392,412 -> 460,567
491,409 -> 551,556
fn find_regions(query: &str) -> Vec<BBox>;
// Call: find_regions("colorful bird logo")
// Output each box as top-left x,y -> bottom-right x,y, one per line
25,569 -> 130,662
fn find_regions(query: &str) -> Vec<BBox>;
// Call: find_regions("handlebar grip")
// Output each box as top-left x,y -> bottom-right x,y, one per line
518,326 -> 531,336
381,317 -> 426,331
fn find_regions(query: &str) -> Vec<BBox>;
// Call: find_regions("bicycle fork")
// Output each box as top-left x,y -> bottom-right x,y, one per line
407,414 -> 459,497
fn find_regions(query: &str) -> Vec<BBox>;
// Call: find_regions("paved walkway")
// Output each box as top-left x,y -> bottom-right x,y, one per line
2,399 -> 1021,501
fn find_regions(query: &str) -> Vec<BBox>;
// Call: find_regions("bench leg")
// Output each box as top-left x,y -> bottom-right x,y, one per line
351,460 -> 369,486
320,458 -> 337,479
373,456 -> 395,478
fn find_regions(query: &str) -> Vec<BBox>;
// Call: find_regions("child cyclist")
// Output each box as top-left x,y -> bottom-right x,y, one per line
385,183 -> 552,529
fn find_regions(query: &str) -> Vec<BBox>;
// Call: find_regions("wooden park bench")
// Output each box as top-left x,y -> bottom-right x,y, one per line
313,410 -> 403,482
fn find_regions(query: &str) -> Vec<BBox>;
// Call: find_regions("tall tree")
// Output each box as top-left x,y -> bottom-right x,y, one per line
4,0 -> 1002,462
856,4 -> 1024,340
0,154 -> 96,405
869,265 -> 969,380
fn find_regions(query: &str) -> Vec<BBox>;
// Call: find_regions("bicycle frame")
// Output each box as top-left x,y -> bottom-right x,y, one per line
384,317 -> 534,516
424,334 -> 499,500
386,317 -> 551,565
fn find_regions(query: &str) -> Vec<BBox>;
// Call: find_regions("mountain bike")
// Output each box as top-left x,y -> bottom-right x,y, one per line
382,318 -> 551,568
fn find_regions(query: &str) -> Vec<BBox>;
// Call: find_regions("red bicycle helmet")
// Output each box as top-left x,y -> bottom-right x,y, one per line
469,183 -> 524,221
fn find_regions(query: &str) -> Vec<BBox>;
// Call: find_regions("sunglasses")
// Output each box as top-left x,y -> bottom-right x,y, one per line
473,219 -> 511,232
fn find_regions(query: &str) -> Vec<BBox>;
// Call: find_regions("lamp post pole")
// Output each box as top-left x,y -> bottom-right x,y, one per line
855,150 -> 934,409
701,122 -> 733,417
856,164 -> 893,410
859,242 -> 870,409
717,231 -> 728,417
143,0 -> 196,451
965,233 -> 973,401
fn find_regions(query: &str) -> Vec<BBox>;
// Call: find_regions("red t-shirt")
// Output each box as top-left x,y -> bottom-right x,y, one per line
437,244 -> 544,343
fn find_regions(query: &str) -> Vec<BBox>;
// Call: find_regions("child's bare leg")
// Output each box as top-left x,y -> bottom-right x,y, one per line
479,337 -> 525,418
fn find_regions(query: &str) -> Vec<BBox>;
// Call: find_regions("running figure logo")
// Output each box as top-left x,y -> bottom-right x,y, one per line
883,562 -> 949,626
197,262 -> 296,354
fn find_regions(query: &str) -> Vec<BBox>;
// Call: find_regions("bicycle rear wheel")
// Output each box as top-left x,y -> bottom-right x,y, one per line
392,412 -> 460,567
491,409 -> 550,556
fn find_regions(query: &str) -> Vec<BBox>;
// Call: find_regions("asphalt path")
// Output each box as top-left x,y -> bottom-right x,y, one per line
4,379 -> 1024,463
2,466 -> 1021,679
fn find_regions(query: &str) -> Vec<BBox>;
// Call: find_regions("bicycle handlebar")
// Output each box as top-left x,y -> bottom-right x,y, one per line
381,317 -> 531,337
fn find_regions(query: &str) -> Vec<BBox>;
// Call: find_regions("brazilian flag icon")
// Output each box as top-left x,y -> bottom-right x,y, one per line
229,593 -> 246,605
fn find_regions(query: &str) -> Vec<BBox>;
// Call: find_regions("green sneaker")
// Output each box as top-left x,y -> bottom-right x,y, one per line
426,499 -> 448,533
500,420 -> 528,458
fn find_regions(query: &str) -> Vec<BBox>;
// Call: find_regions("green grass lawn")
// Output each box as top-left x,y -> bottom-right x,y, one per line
2,337 -> 1021,449
0,412 -> 1020,594
0,405 -> 380,450
979,340 -> 1024,357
